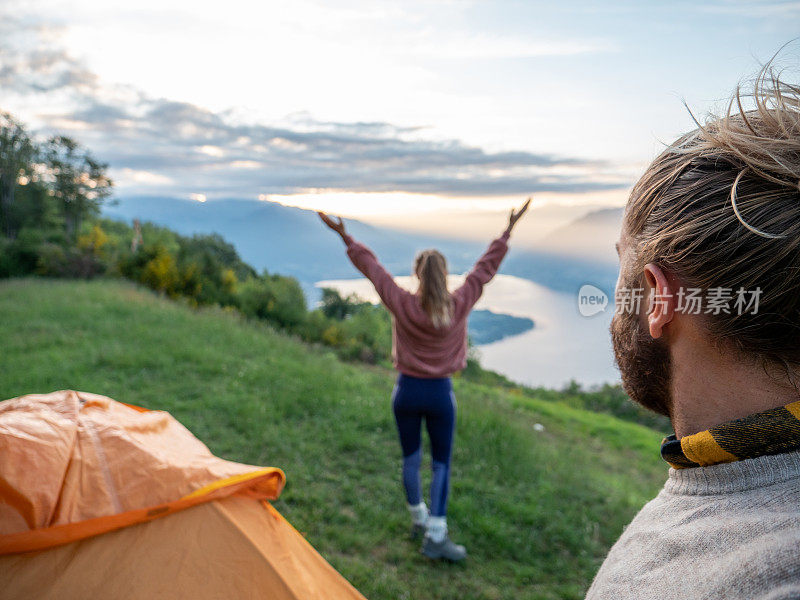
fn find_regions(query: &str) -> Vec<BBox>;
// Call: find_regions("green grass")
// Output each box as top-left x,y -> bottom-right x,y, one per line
0,278 -> 669,600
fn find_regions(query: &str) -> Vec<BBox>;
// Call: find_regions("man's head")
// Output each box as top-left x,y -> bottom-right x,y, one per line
611,61 -> 800,418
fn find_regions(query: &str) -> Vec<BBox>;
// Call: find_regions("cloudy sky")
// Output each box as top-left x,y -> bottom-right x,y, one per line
1,0 -> 797,240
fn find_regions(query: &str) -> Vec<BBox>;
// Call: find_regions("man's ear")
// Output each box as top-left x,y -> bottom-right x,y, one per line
643,263 -> 676,339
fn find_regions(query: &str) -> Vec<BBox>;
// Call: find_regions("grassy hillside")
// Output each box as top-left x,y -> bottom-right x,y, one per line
0,278 -> 669,600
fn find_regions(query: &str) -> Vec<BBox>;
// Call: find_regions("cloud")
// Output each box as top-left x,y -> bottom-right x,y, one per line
402,32 -> 618,60
697,0 -> 800,16
0,9 -> 631,199
0,16 -> 98,95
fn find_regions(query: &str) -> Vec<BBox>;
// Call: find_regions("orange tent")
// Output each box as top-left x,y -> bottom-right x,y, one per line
0,390 -> 367,599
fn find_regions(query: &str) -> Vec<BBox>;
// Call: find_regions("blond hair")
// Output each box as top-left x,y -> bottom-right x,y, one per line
625,52 -> 800,372
414,249 -> 453,328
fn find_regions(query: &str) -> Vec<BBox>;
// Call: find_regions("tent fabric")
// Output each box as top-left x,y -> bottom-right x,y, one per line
1,496 -> 366,600
0,390 -> 284,554
0,390 -> 367,599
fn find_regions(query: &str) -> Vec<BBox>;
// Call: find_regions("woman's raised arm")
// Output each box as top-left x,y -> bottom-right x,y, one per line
318,211 -> 409,314
453,198 -> 531,309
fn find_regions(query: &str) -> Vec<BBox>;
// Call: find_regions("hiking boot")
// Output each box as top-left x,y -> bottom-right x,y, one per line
421,534 -> 467,561
411,522 -> 426,540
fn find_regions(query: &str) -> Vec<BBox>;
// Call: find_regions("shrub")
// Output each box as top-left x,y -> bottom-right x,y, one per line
141,246 -> 180,296
237,275 -> 307,329
77,224 -> 109,258
36,243 -> 104,278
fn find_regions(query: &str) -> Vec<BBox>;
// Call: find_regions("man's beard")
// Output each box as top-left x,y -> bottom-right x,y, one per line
610,275 -> 673,418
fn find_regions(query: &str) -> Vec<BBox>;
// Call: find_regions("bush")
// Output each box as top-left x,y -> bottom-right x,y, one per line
176,234 -> 253,306
297,309 -> 330,344
338,304 -> 391,363
319,287 -> 369,320
237,275 -> 307,328
0,228 -> 101,279
0,237 -> 15,277
77,224 -> 109,258
140,247 -> 180,296
36,243 -> 105,278
4,229 -> 45,276
321,323 -> 346,347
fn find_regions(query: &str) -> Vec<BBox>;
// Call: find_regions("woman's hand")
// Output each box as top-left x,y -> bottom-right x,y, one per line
505,197 -> 531,235
318,211 -> 347,238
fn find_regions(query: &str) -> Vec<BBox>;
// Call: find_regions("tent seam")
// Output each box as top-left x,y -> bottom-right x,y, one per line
82,417 -> 122,514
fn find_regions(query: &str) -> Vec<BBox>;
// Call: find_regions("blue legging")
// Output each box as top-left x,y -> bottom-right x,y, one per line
391,373 -> 456,517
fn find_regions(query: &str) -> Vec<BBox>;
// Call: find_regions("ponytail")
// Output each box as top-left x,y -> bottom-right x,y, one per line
414,250 -> 453,329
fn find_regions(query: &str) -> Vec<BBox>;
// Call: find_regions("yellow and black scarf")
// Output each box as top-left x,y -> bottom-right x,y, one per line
661,401 -> 800,469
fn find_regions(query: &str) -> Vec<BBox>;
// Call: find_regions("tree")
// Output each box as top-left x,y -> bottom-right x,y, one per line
0,113 -> 36,238
320,287 -> 368,320
42,136 -> 113,241
238,274 -> 307,328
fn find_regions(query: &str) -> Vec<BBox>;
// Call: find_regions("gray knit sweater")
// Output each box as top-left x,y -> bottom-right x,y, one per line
586,450 -> 800,599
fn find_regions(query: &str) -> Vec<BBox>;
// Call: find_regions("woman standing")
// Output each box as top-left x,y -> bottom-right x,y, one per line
318,199 -> 529,561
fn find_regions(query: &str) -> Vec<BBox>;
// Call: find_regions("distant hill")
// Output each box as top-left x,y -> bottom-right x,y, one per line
104,197 -> 622,300
538,207 -> 623,264
505,206 -> 622,296
468,309 -> 534,344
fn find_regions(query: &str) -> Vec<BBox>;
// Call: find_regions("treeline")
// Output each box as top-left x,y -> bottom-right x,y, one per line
0,111 -> 112,276
0,111 -> 433,370
102,218 -> 398,364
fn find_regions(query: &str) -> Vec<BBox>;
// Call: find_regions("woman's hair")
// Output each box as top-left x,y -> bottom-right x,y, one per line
624,52 -> 800,373
414,249 -> 453,329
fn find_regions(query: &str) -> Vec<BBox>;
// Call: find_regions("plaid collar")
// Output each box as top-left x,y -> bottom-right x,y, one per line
661,400 -> 800,469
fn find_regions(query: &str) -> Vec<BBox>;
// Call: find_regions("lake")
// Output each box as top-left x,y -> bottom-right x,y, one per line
315,274 -> 620,389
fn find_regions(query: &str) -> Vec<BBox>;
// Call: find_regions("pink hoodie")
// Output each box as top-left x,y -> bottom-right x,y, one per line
342,230 -> 511,378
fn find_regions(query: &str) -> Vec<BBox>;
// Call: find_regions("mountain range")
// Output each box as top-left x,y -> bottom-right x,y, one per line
104,197 -> 622,304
